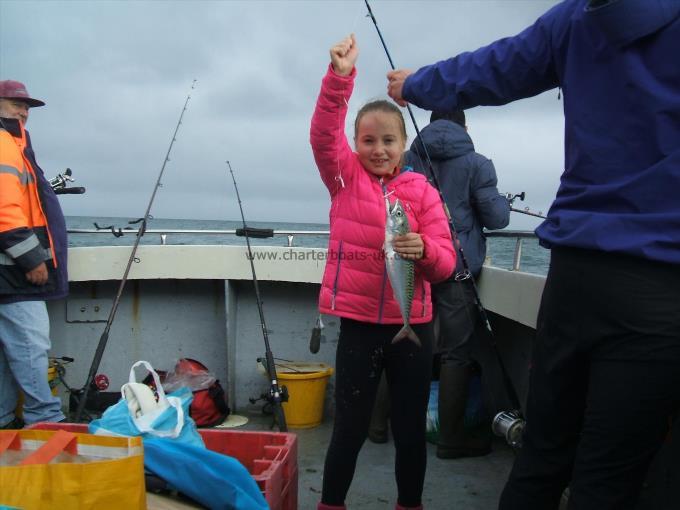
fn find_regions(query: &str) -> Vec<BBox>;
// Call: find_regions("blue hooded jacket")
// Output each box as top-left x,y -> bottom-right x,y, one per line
403,0 -> 680,265
405,120 -> 510,276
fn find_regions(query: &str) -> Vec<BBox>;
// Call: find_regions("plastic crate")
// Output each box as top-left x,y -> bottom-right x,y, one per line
199,428 -> 298,510
28,422 -> 298,510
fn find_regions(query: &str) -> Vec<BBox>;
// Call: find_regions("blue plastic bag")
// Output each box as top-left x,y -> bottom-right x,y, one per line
144,437 -> 269,510
426,374 -> 486,444
89,361 -> 204,449
426,381 -> 439,444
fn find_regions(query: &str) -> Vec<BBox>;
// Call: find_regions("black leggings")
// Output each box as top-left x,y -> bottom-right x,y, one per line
321,318 -> 433,507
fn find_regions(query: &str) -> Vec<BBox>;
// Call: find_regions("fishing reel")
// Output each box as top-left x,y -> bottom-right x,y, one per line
49,168 -> 86,195
505,191 -> 546,219
505,191 -> 526,206
248,387 -> 290,407
250,357 -> 289,415
492,409 -> 525,449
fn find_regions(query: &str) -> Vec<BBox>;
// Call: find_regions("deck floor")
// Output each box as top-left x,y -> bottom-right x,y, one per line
240,410 -> 515,510
143,408 -> 676,509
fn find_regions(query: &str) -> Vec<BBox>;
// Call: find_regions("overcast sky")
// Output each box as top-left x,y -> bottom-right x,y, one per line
1,0 -> 563,230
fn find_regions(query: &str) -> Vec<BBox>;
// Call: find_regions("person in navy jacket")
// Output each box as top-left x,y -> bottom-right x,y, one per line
387,1 -> 680,509
0,80 -> 67,430
405,110 -> 509,460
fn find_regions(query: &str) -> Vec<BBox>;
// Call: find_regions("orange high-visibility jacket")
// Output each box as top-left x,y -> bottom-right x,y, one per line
0,118 -> 67,300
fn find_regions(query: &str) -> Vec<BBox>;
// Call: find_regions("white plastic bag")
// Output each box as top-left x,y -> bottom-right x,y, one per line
89,360 -> 204,448
162,358 -> 217,393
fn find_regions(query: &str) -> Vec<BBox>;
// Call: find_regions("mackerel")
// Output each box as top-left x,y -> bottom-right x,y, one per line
384,198 -> 420,345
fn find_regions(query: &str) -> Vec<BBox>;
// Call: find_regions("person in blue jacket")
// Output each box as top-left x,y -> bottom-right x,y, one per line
386,1 -> 680,509
405,109 -> 509,459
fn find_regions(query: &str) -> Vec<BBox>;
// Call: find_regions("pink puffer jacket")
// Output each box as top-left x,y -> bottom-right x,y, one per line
310,65 -> 455,324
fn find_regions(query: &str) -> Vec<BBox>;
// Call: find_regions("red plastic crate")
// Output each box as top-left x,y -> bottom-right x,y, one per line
28,422 -> 298,510
199,428 -> 298,510
282,467 -> 299,510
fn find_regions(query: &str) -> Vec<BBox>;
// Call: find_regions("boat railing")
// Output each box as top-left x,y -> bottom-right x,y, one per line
67,229 -> 330,249
485,230 -> 538,272
67,228 -> 538,272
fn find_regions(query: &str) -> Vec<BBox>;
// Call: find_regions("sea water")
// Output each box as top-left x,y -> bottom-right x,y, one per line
65,216 -> 549,276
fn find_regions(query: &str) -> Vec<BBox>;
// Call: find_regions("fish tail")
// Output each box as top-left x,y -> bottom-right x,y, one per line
392,325 -> 421,347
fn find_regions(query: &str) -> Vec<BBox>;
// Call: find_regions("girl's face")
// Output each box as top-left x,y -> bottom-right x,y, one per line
355,111 -> 406,177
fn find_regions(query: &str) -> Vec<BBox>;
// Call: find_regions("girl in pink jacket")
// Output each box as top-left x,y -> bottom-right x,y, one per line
311,35 -> 455,510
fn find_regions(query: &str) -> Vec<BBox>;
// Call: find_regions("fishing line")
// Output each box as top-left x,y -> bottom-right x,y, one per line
363,0 -> 523,415
349,0 -> 366,35
226,160 -> 288,432
73,80 -> 197,422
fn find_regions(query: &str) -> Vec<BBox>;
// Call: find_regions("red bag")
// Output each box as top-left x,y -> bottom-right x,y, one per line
191,379 -> 231,427
144,358 -> 230,428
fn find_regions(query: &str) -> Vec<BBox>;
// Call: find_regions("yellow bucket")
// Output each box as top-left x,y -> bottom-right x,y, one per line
15,364 -> 58,419
276,362 -> 334,429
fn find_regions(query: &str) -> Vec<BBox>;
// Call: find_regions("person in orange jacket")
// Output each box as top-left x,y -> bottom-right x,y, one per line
0,80 -> 67,429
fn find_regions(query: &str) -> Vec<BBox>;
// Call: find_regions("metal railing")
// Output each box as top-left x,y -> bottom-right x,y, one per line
485,230 -> 539,271
67,228 -> 539,271
67,229 -> 329,248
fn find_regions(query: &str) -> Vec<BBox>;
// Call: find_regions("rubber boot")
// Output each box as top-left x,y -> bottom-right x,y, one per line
436,362 -> 489,458
368,372 -> 390,444
317,504 -> 346,510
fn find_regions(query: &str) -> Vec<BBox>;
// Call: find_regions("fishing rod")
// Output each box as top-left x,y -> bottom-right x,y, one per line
73,80 -> 196,422
507,192 -> 547,219
364,0 -> 524,436
364,0 -> 493,334
226,160 -> 288,432
511,208 -> 546,220
0,117 -> 86,196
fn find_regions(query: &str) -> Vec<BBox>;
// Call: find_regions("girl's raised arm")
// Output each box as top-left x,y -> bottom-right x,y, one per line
310,34 -> 360,196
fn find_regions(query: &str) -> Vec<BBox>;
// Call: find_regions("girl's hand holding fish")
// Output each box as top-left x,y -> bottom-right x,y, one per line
393,232 -> 424,260
330,33 -> 358,77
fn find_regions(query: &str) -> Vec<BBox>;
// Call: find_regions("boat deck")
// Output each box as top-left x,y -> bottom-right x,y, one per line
50,246 -> 676,509
287,414 -> 515,509
148,407 -> 678,509
146,409 -> 515,510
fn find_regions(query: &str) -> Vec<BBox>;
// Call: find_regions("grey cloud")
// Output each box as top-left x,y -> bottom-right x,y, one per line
1,0 -> 562,230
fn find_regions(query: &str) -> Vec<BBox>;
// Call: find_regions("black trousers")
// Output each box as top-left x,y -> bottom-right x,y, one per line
432,277 -> 479,365
499,247 -> 680,510
321,318 -> 433,507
